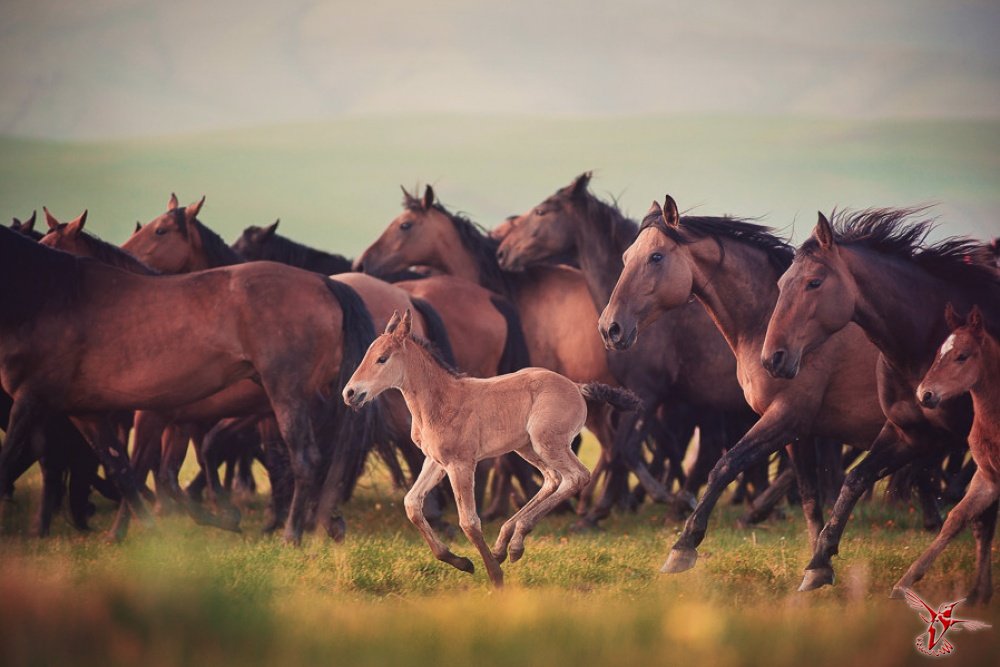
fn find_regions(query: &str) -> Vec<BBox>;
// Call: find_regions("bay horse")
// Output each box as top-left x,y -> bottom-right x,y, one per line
762,209 -> 996,596
343,309 -> 640,587
0,217 -> 376,545
10,211 -> 40,239
599,196 -> 893,578
496,173 -> 758,522
355,186 -> 619,506
903,304 -> 999,603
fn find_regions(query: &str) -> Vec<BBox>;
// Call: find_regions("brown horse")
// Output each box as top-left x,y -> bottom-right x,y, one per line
762,209 -> 995,597
2,211 -> 377,545
496,173 -> 756,520
343,309 -> 639,587
901,304 -> 1000,603
599,196 -> 890,578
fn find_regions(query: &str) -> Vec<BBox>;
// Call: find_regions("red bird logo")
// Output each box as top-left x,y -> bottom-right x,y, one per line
901,588 -> 992,657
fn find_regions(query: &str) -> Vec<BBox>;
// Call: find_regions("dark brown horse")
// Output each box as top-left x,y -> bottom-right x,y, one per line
599,196 -> 891,578
762,209 -> 995,599
496,173 -> 757,522
232,220 -> 353,274
1,213 -> 376,544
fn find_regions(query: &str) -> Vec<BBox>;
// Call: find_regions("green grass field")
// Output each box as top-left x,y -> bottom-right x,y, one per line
0,437 -> 996,667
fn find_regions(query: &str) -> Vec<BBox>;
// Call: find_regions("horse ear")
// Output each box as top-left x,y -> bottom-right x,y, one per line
815,212 -> 835,249
263,219 -> 279,239
662,195 -> 680,228
569,171 -> 592,199
135,221 -> 142,233
384,310 -> 402,335
967,305 -> 984,338
168,193 -> 179,211
944,302 -> 962,331
646,200 -> 662,218
185,196 -> 205,221
16,211 -> 37,232
43,207 -> 61,230
65,210 -> 88,235
422,185 -> 435,210
400,308 -> 413,336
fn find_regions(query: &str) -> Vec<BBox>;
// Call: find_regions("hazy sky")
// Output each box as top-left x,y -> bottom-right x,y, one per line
1,0 -> 998,138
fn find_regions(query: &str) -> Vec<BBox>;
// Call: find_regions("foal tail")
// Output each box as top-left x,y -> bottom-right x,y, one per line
579,383 -> 642,412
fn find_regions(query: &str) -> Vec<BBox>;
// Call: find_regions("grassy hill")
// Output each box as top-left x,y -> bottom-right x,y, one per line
2,114 -> 997,256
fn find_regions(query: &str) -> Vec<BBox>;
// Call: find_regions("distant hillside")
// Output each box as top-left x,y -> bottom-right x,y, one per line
2,114 -> 997,256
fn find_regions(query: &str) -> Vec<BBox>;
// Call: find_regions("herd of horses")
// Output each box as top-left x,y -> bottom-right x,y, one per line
0,173 -> 997,597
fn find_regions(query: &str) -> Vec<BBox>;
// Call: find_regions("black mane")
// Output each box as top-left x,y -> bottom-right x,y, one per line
176,210 -> 243,267
0,226 -> 83,327
63,228 -> 160,275
569,189 -> 639,253
233,227 -> 352,274
640,209 -> 792,273
802,207 -> 1000,299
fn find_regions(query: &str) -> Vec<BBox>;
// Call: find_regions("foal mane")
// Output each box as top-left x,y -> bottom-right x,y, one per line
802,207 -> 1000,297
640,209 -> 793,273
403,193 -> 512,295
410,333 -> 466,378
66,228 -> 160,275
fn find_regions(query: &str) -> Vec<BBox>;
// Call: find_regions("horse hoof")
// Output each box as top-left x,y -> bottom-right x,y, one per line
570,518 -> 602,533
509,545 -> 525,564
325,516 -> 347,543
451,556 -> 475,574
491,548 -> 508,565
798,567 -> 835,592
283,531 -> 303,547
660,547 -> 698,574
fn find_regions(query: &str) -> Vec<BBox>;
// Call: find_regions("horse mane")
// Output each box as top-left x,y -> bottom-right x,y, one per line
640,209 -> 793,273
64,228 -> 160,275
411,333 -> 466,378
402,193 -> 512,295
235,228 -> 353,274
802,207 -> 1000,296
0,226 -> 83,327
570,189 -> 639,252
179,211 -> 243,267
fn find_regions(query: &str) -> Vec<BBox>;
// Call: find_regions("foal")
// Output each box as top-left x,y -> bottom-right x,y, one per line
898,305 -> 1000,603
343,310 -> 639,587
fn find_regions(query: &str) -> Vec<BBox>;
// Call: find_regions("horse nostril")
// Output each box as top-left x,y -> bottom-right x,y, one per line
346,388 -> 355,399
921,391 -> 934,406
770,349 -> 786,370
607,322 -> 622,342
497,248 -> 506,262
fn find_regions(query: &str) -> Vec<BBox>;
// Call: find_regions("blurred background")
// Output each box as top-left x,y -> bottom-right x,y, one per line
1,0 -> 997,251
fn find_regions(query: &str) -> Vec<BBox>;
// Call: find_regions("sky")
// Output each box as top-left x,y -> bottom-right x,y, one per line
1,0 -> 999,139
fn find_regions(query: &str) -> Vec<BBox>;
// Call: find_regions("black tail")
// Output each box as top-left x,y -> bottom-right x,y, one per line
490,295 -> 531,374
579,383 -> 642,412
410,297 -> 457,367
316,278 -> 378,509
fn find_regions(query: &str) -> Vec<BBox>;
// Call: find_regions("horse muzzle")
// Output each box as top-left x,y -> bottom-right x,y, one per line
761,348 -> 801,379
342,386 -> 369,409
917,387 -> 941,409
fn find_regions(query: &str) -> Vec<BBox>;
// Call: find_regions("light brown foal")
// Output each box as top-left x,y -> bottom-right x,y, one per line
343,309 -> 639,587
897,305 -> 1000,603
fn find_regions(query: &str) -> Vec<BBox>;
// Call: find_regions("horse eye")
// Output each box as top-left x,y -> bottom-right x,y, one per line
155,227 -> 168,236
535,208 -> 546,216
377,355 -> 388,364
955,353 -> 969,362
649,252 -> 663,264
399,221 -> 413,231
806,278 -> 822,290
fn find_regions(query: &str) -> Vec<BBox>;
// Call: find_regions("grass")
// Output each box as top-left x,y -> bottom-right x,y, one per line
1,437 -> 997,667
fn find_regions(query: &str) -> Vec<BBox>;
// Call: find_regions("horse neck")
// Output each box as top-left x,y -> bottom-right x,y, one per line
970,335 -> 1000,434
270,235 -> 348,273
395,343 -> 461,426
685,235 -> 782,353
572,204 -> 637,307
841,247 -> 958,373
436,234 -> 486,287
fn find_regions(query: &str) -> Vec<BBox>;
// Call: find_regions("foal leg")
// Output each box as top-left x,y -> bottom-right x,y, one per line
892,470 -> 998,598
966,499 -> 998,605
404,458 -> 474,574
447,463 -> 504,587
493,447 -> 560,563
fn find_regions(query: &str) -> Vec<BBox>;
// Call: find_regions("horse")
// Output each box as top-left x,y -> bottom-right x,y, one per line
10,211 -> 40,240
231,220 -> 353,274
761,209 -> 996,596
900,304 -> 1000,603
343,309 -> 640,587
496,172 -> 759,523
1,213 -> 376,545
355,185 -> 620,509
599,196 -> 897,580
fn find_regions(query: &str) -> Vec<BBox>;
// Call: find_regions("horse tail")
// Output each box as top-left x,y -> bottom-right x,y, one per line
579,383 -> 642,412
409,297 -> 457,367
318,278 -> 379,506
490,294 -> 531,374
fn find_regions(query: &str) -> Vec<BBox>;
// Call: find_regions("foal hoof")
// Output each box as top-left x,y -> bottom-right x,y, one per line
798,567 -> 835,592
889,586 -> 907,600
660,547 -> 698,574
509,544 -> 525,564
449,555 -> 476,574
491,547 -> 508,565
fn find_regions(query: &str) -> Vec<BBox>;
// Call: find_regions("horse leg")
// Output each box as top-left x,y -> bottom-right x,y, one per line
34,460 -> 64,538
966,499 -> 998,605
67,455 -> 96,531
273,404 -> 321,546
891,470 -> 998,598
447,462 -> 504,587
481,457 -> 513,521
787,438 -> 825,549
662,408 -> 795,574
404,457 -> 474,574
259,417 -> 291,534
913,461 -> 944,532
576,454 -> 607,516
0,398 -> 44,530
130,410 -> 165,501
801,423 -> 923,591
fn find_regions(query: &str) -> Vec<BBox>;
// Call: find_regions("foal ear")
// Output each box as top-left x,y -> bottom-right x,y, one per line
263,219 -> 280,239
384,310 -> 402,335
65,210 -> 88,235
185,196 -> 206,221
814,212 -> 835,250
422,185 -> 435,210
168,192 -> 179,211
400,308 -> 413,336
43,206 -> 61,230
662,195 -> 680,228
967,305 -> 984,339
944,302 -> 963,331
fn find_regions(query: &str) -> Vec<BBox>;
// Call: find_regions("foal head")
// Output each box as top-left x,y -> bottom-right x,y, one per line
917,304 -> 989,408
122,193 -> 206,273
343,309 -> 415,408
